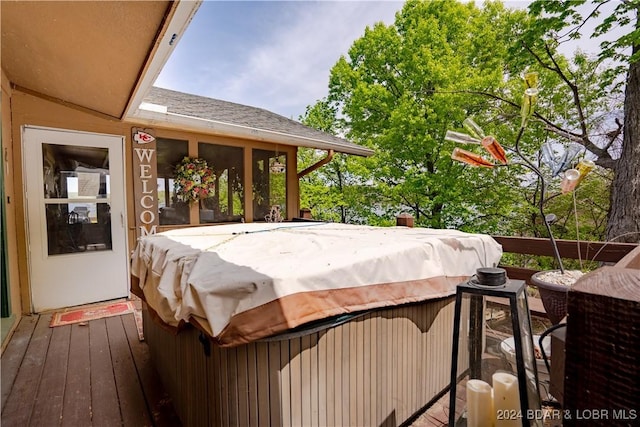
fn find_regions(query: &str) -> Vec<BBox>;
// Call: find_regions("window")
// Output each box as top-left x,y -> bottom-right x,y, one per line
155,138 -> 288,225
42,143 -> 112,255
198,143 -> 244,223
156,138 -> 189,225
252,149 -> 287,221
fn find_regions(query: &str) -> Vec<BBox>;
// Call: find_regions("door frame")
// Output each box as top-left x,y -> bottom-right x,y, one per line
1,135 -> 10,318
22,125 -> 130,312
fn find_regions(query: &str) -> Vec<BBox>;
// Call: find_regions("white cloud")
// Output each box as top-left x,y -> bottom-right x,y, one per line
155,1 -> 401,119
155,1 -> 627,120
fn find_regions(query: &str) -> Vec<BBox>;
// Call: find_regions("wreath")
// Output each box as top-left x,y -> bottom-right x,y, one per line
174,156 -> 216,202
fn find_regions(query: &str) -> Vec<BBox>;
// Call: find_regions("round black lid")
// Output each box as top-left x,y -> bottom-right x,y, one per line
475,267 -> 507,286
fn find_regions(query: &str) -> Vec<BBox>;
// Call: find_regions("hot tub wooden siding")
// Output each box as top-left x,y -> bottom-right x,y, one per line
143,296 -> 467,427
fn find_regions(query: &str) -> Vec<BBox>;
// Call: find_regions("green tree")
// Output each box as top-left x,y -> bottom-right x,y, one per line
299,0 -> 622,249
522,0 -> 640,243
298,99 -> 379,223
310,0 -> 530,231
499,56 -> 618,244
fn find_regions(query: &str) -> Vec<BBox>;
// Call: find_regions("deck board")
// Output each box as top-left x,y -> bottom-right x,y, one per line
106,315 -> 152,426
61,323 -> 92,427
1,310 -> 181,427
122,313 -> 182,427
1,315 -> 38,410
89,318 -> 121,426
30,324 -> 71,425
1,314 -> 52,426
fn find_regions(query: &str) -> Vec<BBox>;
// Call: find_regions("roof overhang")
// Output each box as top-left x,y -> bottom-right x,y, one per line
2,0 -> 373,157
1,0 -> 201,119
129,108 -> 375,157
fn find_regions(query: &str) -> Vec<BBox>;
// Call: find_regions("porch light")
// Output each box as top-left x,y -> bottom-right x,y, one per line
449,267 -> 543,427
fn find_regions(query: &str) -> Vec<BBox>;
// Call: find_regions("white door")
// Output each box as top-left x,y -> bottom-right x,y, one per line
23,126 -> 129,312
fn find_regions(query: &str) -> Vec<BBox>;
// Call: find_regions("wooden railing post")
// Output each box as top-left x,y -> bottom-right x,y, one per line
396,213 -> 414,228
299,208 -> 312,219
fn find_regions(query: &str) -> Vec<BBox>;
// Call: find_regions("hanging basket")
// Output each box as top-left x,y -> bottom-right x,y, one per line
174,157 -> 216,203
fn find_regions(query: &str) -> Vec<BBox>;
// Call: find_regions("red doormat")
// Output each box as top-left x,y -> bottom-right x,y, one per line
49,301 -> 135,327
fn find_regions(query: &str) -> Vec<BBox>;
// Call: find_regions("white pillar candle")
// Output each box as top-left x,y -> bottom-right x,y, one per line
466,379 -> 495,427
493,372 -> 522,427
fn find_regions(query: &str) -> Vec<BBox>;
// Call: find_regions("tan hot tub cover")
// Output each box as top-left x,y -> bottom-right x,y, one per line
130,222 -> 502,346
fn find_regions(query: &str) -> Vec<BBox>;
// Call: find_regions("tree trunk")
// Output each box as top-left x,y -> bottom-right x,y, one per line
606,32 -> 640,243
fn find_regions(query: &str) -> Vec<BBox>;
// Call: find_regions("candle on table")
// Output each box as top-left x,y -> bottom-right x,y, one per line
493,372 -> 522,427
466,379 -> 495,427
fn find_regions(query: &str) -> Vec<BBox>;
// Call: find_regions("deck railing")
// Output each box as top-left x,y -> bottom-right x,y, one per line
391,214 -> 638,276
491,235 -> 639,285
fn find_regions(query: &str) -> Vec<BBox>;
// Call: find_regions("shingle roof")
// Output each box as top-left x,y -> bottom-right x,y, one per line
141,87 -> 373,156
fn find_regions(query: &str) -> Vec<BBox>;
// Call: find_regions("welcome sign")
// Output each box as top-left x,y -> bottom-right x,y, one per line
131,127 -> 159,237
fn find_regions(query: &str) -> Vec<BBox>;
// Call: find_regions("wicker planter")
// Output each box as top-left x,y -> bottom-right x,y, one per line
531,271 -> 570,324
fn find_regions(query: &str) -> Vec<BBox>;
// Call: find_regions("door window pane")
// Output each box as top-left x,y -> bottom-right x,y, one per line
198,143 -> 244,223
42,144 -> 109,199
41,143 -> 113,255
252,149 -> 287,221
45,203 -> 112,255
157,138 -> 189,225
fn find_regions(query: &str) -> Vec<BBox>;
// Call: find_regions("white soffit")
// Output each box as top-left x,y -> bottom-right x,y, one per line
124,0 -> 202,119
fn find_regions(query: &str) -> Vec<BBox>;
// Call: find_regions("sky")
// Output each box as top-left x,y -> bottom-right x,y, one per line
154,0 -> 611,121
155,1 -> 405,119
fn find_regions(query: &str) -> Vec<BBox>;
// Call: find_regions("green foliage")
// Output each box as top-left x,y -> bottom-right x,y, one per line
298,149 -> 370,223
528,0 -> 640,87
320,0 -> 532,230
500,0 -> 628,174
299,100 -> 380,223
519,0 -> 638,244
298,0 -> 620,255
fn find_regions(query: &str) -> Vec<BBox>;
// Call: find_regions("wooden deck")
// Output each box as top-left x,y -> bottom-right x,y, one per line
1,311 -> 181,427
2,237 -> 635,426
1,310 -> 461,427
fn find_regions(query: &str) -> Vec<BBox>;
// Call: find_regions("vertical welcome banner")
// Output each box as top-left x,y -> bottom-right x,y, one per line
131,127 -> 158,237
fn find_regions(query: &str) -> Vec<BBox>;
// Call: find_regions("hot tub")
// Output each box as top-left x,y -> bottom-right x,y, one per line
132,222 -> 502,426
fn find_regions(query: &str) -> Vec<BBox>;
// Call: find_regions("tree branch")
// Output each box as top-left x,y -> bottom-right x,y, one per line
432,86 -> 617,168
